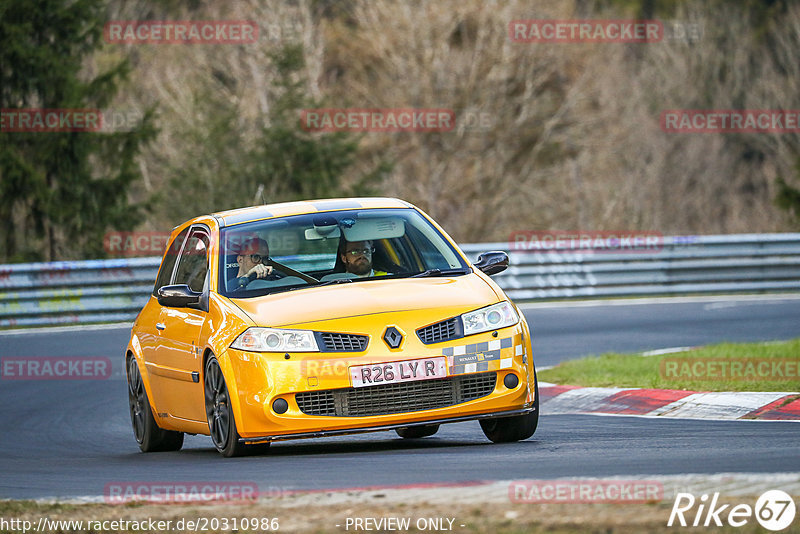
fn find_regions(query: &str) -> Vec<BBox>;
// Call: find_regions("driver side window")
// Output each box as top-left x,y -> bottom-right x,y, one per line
153,228 -> 189,296
174,229 -> 210,293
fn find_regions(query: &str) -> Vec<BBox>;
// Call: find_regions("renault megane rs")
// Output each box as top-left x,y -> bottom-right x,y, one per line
126,197 -> 538,456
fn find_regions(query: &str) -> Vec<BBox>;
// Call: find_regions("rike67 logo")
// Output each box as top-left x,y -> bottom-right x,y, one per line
668,490 -> 796,531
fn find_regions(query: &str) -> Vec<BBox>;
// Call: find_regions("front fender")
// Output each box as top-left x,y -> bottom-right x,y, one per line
125,333 -> 161,422
213,348 -> 252,437
517,310 -> 537,405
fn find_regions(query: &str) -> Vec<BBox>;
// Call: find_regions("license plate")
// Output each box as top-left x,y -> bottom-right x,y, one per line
350,357 -> 447,388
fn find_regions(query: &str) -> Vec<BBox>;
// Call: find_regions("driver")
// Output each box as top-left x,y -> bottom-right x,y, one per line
339,239 -> 388,277
230,237 -> 274,289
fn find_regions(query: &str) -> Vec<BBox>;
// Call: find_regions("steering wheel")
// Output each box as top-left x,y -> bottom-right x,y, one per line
231,259 -> 319,291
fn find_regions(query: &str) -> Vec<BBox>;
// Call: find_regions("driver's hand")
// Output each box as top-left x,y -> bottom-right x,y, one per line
246,264 -> 273,279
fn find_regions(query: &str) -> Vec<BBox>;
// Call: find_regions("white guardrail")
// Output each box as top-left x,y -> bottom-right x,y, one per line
1,234 -> 799,328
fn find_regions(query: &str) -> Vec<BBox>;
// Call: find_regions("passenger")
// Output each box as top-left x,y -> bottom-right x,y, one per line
230,237 -> 274,288
339,239 -> 388,277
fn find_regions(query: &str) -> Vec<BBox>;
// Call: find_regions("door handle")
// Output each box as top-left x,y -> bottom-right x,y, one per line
156,322 -> 166,331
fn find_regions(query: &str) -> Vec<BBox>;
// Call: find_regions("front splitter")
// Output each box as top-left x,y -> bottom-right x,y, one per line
240,406 -> 537,444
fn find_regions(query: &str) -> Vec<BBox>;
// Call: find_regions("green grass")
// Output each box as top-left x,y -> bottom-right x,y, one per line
538,338 -> 800,392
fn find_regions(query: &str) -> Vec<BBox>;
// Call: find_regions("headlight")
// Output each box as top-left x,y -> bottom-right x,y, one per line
230,327 -> 319,352
461,301 -> 519,336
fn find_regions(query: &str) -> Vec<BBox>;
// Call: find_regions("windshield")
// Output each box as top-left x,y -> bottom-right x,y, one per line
218,208 -> 471,297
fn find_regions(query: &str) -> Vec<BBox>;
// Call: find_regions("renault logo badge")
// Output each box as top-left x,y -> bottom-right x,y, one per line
383,326 -> 403,349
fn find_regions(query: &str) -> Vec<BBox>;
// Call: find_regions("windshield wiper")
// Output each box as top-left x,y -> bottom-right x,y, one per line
410,268 -> 471,278
313,278 -> 355,287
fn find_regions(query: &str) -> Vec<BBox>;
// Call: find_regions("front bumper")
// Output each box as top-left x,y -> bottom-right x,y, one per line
223,323 -> 536,439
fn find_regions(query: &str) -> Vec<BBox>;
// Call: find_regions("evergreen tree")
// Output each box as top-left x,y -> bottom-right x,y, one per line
167,43 -> 391,222
776,161 -> 800,228
0,0 -> 155,262
245,44 -> 391,203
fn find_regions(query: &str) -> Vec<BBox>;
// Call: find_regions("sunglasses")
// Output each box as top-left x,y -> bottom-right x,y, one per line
345,247 -> 374,257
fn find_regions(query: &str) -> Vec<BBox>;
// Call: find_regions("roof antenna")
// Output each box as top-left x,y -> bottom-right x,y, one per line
254,183 -> 266,205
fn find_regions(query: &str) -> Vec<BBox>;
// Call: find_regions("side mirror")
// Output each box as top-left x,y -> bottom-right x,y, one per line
157,284 -> 202,308
473,251 -> 509,276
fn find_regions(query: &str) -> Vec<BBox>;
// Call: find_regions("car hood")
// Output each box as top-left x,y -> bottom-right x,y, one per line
230,274 -> 501,327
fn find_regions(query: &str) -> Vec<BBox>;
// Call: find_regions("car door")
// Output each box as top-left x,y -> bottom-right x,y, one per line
148,226 -> 210,423
138,227 -> 189,416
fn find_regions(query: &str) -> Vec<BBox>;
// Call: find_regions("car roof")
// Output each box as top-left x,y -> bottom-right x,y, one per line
212,197 -> 414,227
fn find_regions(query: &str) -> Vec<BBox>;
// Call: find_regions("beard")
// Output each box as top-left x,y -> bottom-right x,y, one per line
348,257 -> 372,275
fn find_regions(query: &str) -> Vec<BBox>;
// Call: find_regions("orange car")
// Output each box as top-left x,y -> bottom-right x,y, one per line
126,198 -> 538,456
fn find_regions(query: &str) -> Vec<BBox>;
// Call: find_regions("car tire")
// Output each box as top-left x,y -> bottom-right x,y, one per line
395,424 -> 440,439
127,356 -> 184,452
480,371 -> 540,443
204,355 -> 270,457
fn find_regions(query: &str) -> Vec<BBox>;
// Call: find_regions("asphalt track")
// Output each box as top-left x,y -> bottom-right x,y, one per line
1,295 -> 799,500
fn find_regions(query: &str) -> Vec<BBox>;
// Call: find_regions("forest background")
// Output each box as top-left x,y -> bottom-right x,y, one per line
2,0 -> 800,262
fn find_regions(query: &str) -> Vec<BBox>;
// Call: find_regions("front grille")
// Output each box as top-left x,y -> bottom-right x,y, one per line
295,372 -> 497,417
417,317 -> 461,344
319,332 -> 368,352
294,390 -> 336,416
